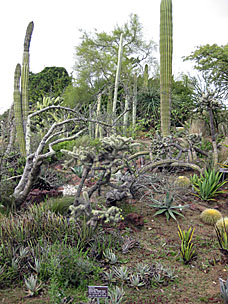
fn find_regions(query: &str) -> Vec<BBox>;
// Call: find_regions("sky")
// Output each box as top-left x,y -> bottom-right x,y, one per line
1,0 -> 228,114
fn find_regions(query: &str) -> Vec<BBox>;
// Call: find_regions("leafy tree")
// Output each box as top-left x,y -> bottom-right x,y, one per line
73,14 -> 157,94
185,44 -> 228,97
29,67 -> 72,105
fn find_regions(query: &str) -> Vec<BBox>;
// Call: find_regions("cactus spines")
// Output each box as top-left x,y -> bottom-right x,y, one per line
14,21 -> 34,156
160,0 -> 173,137
200,208 -> 222,225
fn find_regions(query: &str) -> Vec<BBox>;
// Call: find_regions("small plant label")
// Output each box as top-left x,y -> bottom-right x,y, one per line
88,285 -> 108,298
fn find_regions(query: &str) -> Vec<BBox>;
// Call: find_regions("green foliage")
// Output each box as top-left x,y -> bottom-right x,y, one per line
178,225 -> 196,264
41,241 -> 100,289
171,75 -> 195,126
215,221 -> 228,251
74,14 -> 157,99
0,204 -> 91,252
148,192 -> 188,221
71,165 -> 83,178
52,139 -> 78,160
190,169 -> 227,201
45,197 -> 74,216
185,44 -> 228,96
29,67 -> 72,105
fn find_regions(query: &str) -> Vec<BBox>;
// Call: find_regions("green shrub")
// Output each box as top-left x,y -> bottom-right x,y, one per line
45,197 -> 74,216
40,241 -> 100,289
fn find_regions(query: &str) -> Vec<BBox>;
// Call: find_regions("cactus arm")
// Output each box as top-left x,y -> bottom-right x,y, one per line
21,21 -> 34,132
14,63 -> 26,155
160,0 -> 173,137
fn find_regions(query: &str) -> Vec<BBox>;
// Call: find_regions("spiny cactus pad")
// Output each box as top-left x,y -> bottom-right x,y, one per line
200,209 -> 222,225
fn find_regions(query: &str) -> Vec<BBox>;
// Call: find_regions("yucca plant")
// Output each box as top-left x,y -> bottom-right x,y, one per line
148,192 -> 188,221
190,169 -> 227,201
215,221 -> 228,252
178,225 -> 196,264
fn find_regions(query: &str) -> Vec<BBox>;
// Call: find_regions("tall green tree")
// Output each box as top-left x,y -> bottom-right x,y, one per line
160,0 -> 173,137
73,14 -> 157,96
185,44 -> 228,97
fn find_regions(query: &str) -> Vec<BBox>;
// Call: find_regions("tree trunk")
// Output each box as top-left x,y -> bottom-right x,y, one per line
112,33 -> 123,129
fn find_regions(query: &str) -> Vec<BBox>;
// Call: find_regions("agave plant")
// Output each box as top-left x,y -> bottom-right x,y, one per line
129,273 -> 145,288
106,286 -> 125,304
148,192 -> 188,221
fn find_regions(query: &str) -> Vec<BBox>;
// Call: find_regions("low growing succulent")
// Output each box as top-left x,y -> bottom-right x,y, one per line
149,192 -> 188,221
24,274 -> 42,297
200,208 -> 222,225
103,248 -> 118,265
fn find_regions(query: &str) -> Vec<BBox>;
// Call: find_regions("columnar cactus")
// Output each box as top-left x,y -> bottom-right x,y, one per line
160,0 -> 173,137
14,21 -> 34,156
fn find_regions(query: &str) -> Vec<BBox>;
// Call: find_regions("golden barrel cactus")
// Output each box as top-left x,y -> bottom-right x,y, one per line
200,208 -> 222,225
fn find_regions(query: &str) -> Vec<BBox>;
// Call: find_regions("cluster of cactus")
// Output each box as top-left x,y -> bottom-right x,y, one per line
62,135 -> 138,167
150,135 -> 175,160
200,208 -> 222,225
14,21 -> 34,156
69,191 -> 124,227
100,135 -> 136,151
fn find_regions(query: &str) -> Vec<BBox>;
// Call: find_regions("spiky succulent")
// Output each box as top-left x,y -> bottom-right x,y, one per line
200,208 -> 222,225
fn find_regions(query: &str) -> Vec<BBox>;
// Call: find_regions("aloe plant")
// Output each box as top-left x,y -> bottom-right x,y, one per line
14,21 -> 34,156
160,0 -> 173,136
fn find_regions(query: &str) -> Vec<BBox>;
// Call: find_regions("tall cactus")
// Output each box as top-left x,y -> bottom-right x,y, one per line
160,0 -> 173,137
14,21 -> 34,156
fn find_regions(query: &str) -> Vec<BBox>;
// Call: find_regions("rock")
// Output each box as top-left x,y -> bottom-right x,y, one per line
125,212 -> 144,226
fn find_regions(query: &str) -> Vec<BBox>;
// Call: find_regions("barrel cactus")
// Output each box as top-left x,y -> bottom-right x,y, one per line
200,209 -> 222,225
